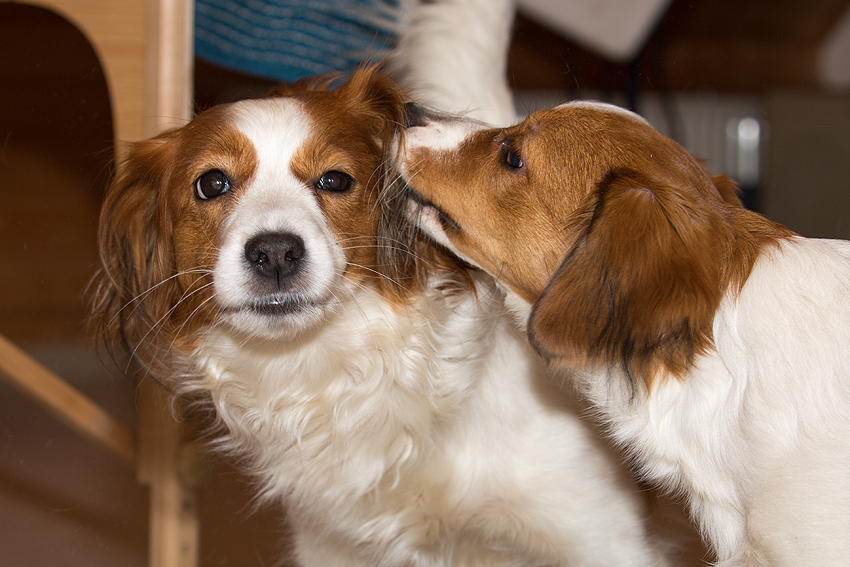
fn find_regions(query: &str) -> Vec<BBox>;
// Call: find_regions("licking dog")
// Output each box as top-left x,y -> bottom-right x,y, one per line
386,99 -> 850,566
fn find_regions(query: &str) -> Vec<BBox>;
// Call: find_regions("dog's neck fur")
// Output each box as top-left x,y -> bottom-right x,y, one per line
183,271 -> 502,518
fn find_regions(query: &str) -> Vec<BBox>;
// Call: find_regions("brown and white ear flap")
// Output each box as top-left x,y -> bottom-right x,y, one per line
340,64 -> 407,144
527,170 -> 728,385
91,133 -> 179,355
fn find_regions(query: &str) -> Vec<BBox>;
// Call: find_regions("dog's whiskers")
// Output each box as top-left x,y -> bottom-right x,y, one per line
125,278 -> 215,373
105,267 -> 212,332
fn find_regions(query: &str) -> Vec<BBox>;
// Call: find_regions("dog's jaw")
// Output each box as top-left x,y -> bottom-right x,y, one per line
397,108 -> 538,330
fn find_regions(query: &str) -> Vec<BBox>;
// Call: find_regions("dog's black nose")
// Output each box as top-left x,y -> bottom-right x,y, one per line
244,232 -> 305,287
403,102 -> 429,128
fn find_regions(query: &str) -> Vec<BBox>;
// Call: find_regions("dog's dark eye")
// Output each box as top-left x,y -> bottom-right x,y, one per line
316,170 -> 353,193
500,138 -> 524,170
196,169 -> 231,200
505,149 -> 523,169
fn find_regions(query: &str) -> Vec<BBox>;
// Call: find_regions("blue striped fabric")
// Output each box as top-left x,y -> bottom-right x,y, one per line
195,0 -> 399,82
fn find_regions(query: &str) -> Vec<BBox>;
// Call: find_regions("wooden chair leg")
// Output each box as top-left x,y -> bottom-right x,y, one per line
128,0 -> 197,562
138,381 -> 202,567
9,2 -> 195,565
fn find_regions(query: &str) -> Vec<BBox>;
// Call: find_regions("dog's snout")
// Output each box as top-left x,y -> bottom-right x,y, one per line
245,232 -> 305,285
403,102 -> 429,128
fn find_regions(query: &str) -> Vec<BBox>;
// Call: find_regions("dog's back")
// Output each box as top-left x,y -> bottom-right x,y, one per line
715,237 -> 850,565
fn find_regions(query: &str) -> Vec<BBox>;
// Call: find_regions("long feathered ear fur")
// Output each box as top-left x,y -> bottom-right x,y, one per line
527,169 -> 731,386
89,133 -> 181,376
337,65 -> 476,301
334,66 -> 464,302
341,64 -> 407,141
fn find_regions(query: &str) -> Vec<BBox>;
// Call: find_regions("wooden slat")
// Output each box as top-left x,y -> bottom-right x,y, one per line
0,333 -> 136,463
139,382 -> 200,567
143,0 -> 195,136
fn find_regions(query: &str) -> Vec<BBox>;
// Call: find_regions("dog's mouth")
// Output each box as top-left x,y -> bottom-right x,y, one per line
406,189 -> 461,232
217,292 -> 329,340
218,295 -> 316,319
249,296 -> 312,316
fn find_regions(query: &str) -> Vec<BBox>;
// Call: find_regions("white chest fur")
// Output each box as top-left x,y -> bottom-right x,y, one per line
186,274 -> 666,566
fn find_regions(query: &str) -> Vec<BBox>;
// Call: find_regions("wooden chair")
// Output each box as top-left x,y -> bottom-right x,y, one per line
0,1 -> 197,566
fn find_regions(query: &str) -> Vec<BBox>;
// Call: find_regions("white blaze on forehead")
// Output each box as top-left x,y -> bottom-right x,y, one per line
231,96 -> 313,144
399,115 -> 491,181
213,96 -> 346,314
231,97 -> 314,203
224,97 -> 321,234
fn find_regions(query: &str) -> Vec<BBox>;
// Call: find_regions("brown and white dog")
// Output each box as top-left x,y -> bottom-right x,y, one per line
387,101 -> 850,566
91,68 -> 672,566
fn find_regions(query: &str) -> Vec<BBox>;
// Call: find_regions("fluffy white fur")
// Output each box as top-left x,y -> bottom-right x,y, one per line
588,237 -> 850,567
192,269 -> 666,566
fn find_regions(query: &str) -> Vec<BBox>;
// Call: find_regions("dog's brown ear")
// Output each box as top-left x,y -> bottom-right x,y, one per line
341,64 -> 407,141
527,170 -> 728,385
90,133 -> 179,366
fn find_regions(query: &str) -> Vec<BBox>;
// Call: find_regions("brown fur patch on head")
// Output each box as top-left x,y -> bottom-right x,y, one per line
280,66 -> 472,304
284,67 -> 409,296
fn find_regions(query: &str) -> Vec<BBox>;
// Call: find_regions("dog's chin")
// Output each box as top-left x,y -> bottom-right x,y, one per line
221,297 -> 330,340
